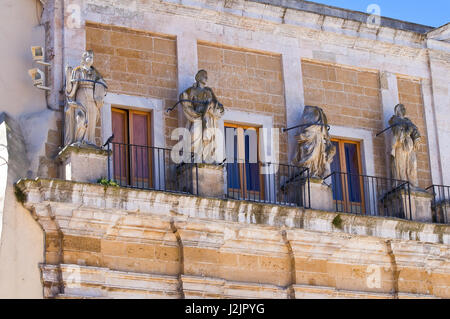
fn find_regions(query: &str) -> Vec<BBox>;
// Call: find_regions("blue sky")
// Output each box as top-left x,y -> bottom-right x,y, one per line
308,0 -> 449,27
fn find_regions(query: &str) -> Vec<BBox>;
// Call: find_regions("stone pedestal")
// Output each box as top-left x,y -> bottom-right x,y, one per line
177,163 -> 225,198
57,143 -> 110,183
410,190 -> 433,222
283,176 -> 332,209
195,164 -> 225,198
307,178 -> 335,212
380,187 -> 433,222
433,201 -> 449,224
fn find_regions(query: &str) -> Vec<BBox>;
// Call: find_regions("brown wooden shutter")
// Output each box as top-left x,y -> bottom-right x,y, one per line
129,110 -> 152,188
111,108 -> 129,184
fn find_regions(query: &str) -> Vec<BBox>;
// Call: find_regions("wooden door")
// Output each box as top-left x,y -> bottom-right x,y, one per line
129,110 -> 152,188
111,108 -> 128,184
111,107 -> 152,188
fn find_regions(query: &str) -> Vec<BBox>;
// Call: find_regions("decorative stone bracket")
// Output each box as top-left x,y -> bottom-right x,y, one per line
14,178 -> 450,299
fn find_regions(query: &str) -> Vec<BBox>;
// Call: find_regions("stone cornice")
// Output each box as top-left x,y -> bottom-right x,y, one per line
80,0 -> 437,62
427,23 -> 450,41
16,178 -> 450,245
250,0 -> 434,34
41,263 -> 427,299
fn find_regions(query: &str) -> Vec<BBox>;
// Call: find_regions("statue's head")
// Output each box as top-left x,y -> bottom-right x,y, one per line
81,50 -> 94,68
394,104 -> 406,118
303,105 -> 325,124
195,69 -> 208,86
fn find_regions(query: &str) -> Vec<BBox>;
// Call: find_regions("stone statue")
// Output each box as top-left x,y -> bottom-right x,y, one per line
389,104 -> 420,187
292,106 -> 336,179
180,70 -> 225,163
64,50 -> 107,147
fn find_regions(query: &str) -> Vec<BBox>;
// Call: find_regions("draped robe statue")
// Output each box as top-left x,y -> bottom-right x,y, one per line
180,70 -> 225,163
389,104 -> 420,187
292,106 -> 336,179
64,50 -> 107,147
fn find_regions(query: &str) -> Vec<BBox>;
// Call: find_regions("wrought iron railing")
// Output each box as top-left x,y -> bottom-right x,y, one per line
106,142 -> 199,195
225,160 -> 310,208
324,172 -> 412,220
106,142 -> 310,208
426,185 -> 450,224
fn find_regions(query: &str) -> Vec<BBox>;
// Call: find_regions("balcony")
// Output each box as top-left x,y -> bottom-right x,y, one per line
15,143 -> 450,299
105,142 -> 448,224
426,185 -> 450,224
106,142 -> 311,208
323,171 -> 413,220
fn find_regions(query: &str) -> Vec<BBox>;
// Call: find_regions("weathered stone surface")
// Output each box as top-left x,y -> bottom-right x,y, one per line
292,106 -> 335,179
17,179 -> 450,299
410,190 -> 434,223
4,0 -> 450,300
389,104 -> 421,188
56,144 -> 109,183
0,113 -> 44,298
379,187 -> 433,223
307,178 -> 335,212
195,164 -> 225,198
64,51 -> 107,147
179,70 -> 225,164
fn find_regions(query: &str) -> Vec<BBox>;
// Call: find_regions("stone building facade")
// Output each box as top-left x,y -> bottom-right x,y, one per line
0,0 -> 449,298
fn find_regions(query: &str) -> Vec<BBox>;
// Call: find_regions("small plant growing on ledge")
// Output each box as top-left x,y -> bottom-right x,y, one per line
332,214 -> 343,230
97,178 -> 119,187
14,184 -> 27,204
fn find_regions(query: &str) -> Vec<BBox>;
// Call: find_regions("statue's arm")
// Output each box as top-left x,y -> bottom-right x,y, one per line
205,88 -> 224,115
65,66 -> 77,98
412,125 -> 421,150
390,127 -> 400,156
67,67 -> 80,99
209,87 -> 219,103
92,66 -> 107,86
205,87 -> 222,106
180,91 -> 202,121
388,115 -> 395,127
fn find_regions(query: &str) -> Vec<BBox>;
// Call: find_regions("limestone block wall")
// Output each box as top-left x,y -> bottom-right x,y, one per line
301,59 -> 386,176
0,114 -> 44,298
197,43 -> 287,162
17,179 -> 450,299
85,23 -> 179,147
427,48 -> 450,185
37,113 -> 63,179
29,0 -> 448,186
396,76 -> 432,188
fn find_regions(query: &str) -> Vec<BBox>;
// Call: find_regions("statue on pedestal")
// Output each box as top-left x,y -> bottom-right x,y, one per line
292,106 -> 336,179
64,50 -> 107,147
179,70 -> 224,163
389,104 -> 420,187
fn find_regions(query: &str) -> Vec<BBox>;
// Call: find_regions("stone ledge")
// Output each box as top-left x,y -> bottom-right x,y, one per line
40,264 -> 438,299
40,264 -> 180,299
56,143 -> 110,162
16,178 -> 450,245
